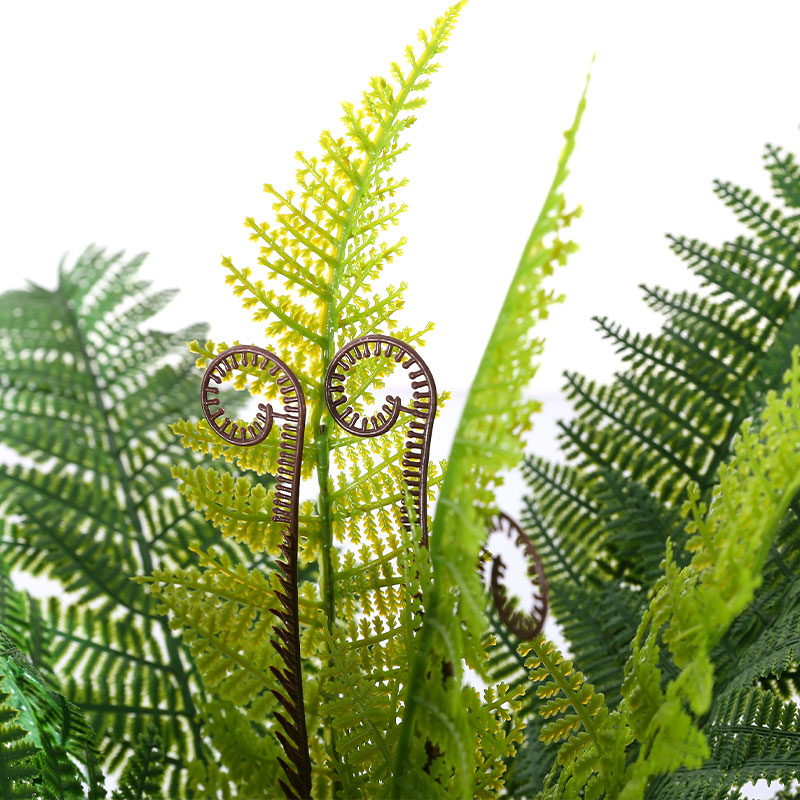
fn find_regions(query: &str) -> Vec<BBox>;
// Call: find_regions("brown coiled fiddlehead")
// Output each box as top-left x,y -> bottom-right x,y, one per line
324,334 -> 437,546
325,334 -> 445,772
200,345 -> 311,800
482,511 -> 549,640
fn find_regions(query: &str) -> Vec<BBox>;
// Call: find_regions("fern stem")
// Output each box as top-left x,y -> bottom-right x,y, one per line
60,289 -> 209,777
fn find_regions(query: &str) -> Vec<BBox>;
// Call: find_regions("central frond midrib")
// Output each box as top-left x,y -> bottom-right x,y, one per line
313,21 -> 455,631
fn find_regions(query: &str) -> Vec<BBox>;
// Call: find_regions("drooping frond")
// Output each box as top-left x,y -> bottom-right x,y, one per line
0,248 -> 246,793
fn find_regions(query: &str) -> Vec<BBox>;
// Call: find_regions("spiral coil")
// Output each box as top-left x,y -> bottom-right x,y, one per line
324,334 -> 437,546
482,512 -> 549,640
201,345 -> 311,800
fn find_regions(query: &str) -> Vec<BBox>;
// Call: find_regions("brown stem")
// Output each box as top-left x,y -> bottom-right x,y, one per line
201,345 -> 311,799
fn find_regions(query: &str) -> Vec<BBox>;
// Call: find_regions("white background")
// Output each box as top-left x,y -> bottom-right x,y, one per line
2,3 -> 799,796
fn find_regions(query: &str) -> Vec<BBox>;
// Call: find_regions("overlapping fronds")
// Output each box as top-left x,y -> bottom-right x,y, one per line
157,2 -> 589,795
616,351 -> 800,798
158,5 -> 489,795
515,352 -> 800,800
390,71 -> 588,799
508,137 -> 800,799
0,247 -> 245,793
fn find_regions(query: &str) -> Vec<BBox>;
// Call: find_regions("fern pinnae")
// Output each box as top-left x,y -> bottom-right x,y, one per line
522,634 -> 626,799
0,248 -> 268,790
169,5 -> 565,794
111,725 -> 165,800
199,345 -> 311,799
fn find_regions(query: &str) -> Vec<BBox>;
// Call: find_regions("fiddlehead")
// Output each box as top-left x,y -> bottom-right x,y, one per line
481,512 -> 549,640
324,334 -> 438,546
200,345 -> 311,800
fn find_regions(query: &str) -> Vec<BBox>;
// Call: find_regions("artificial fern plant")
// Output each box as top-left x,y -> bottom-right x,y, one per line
149,2 -> 588,796
8,3 -> 797,799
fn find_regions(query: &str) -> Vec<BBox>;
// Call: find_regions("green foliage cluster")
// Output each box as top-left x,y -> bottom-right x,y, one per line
0,2 -> 798,798
505,140 -> 800,798
153,2 -> 581,795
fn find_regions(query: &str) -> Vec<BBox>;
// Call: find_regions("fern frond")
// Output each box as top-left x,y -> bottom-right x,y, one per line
617,350 -> 800,799
0,625 -> 104,799
167,5 -> 474,796
0,684 -> 41,799
392,70 -> 589,799
765,144 -> 800,210
0,248 -> 245,794
522,635 -> 628,800
111,726 -> 165,800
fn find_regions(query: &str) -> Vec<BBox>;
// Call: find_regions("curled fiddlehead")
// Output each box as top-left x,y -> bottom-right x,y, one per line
200,345 -> 311,800
325,334 -> 445,772
324,334 -> 438,546
481,511 -> 549,640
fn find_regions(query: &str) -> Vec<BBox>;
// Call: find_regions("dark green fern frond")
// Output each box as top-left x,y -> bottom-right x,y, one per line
518,348 -> 800,800
614,352 -> 800,798
0,624 -> 105,799
0,556 -> 54,681
517,138 -> 800,677
111,726 -> 165,800
505,711 -> 560,800
0,685 -> 40,799
0,247 -> 246,794
765,144 -> 800,210
509,136 -> 800,800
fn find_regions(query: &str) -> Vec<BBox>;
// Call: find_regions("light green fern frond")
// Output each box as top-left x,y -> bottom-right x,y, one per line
163,5 -> 473,795
391,70 -> 589,799
522,635 -> 628,800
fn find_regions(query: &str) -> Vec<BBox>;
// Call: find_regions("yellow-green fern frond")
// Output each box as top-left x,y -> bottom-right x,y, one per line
523,635 -> 628,800
166,6 -> 469,795
616,348 -> 800,799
